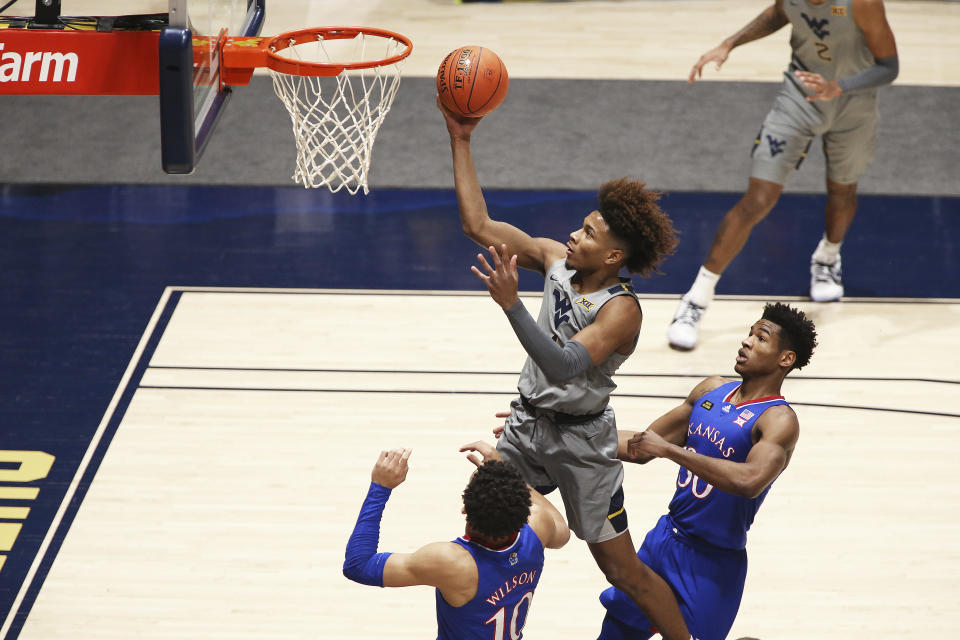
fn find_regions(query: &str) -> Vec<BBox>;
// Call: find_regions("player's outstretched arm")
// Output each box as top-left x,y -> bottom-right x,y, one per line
620,376 -> 727,463
472,244 -> 598,383
438,98 -> 565,274
631,405 -> 799,498
460,440 -> 570,550
342,448 -> 411,587
689,0 -> 788,82
343,448 -> 478,605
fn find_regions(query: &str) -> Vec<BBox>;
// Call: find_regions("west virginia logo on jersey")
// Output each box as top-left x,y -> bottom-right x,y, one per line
767,134 -> 787,157
552,289 -> 572,329
800,12 -> 831,39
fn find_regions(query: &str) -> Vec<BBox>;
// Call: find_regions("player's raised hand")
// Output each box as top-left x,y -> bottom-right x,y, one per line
437,94 -> 482,140
460,441 -> 504,467
794,71 -> 842,101
471,244 -> 520,310
689,43 -> 733,83
371,448 -> 411,489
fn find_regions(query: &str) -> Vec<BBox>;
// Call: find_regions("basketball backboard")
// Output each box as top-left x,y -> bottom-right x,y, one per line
159,0 -> 265,174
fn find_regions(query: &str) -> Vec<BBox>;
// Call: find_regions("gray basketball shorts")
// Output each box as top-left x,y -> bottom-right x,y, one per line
496,397 -> 627,543
751,89 -> 879,185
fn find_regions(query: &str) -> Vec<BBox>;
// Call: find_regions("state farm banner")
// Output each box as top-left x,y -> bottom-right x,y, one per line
0,29 -> 160,95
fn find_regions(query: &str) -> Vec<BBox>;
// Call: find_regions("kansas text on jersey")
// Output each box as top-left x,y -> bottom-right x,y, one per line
668,380 -> 790,550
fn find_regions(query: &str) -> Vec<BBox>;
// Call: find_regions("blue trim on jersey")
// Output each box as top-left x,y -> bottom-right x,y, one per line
435,524 -> 544,640
668,381 -> 789,549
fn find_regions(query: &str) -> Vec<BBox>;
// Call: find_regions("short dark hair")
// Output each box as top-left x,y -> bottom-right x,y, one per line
597,177 -> 679,276
462,460 -> 531,540
762,302 -> 818,370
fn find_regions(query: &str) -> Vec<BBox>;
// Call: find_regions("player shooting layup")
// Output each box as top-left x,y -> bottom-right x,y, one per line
438,98 -> 691,640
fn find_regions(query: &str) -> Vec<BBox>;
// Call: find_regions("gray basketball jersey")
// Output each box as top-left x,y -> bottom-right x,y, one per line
782,0 -> 877,100
517,259 -> 640,416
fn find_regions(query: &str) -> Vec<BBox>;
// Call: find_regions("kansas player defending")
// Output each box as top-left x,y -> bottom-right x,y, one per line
439,99 -> 690,640
668,0 -> 898,350
599,303 -> 817,640
343,443 -> 569,639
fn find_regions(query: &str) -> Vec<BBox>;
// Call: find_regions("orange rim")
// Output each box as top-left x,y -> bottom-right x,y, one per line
265,26 -> 412,77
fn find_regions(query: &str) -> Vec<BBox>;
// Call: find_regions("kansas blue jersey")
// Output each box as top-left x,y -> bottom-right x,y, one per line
668,380 -> 789,550
436,524 -> 544,640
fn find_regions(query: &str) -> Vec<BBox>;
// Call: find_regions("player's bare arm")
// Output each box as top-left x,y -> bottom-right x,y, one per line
382,541 -> 479,606
619,376 -> 728,463
345,448 -> 477,605
795,0 -> 898,100
689,0 -> 788,82
631,404 -> 799,498
460,440 -> 571,550
567,295 -> 643,364
853,0 -> 898,59
438,98 -> 565,274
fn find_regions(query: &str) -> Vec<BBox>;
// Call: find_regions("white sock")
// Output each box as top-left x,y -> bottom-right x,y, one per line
685,266 -> 720,308
812,235 -> 842,265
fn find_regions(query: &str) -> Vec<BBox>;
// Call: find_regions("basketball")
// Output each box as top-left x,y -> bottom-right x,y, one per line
436,46 -> 509,118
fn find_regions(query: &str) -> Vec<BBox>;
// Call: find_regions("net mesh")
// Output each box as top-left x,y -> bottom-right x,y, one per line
269,32 -> 408,194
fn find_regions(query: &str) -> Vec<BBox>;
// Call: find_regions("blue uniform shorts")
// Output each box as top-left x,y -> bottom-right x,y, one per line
598,515 -> 748,640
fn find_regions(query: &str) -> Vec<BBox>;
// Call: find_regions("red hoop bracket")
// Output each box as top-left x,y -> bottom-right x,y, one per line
220,26 -> 412,87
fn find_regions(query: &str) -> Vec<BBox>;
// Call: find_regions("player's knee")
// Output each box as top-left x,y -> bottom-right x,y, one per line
826,181 -> 858,207
602,565 -> 654,602
735,191 -> 778,224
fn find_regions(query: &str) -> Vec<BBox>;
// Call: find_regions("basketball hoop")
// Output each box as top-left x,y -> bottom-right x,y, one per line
222,27 -> 412,194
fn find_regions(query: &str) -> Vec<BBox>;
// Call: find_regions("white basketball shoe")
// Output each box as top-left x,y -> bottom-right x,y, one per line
810,256 -> 844,302
667,297 -> 706,351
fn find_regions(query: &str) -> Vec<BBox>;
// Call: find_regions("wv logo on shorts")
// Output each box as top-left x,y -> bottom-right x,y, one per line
767,134 -> 787,157
552,289 -> 573,329
800,13 -> 830,39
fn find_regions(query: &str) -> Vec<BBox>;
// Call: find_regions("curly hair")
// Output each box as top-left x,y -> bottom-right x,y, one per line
596,178 -> 679,277
761,302 -> 818,370
462,460 -> 531,540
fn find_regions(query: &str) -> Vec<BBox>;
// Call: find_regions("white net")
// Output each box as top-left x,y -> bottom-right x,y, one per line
269,31 -> 408,194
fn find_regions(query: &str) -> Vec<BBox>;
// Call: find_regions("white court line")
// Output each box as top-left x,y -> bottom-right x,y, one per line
160,286 -> 960,303
0,287 -> 175,639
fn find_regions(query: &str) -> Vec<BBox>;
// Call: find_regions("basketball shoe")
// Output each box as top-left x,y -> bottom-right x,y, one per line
667,297 -> 706,351
810,256 -> 843,302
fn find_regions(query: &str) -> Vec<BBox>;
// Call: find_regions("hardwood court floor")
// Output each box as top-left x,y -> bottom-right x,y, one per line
14,289 -> 959,639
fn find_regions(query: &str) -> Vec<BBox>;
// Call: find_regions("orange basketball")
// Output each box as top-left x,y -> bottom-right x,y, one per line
436,46 -> 509,118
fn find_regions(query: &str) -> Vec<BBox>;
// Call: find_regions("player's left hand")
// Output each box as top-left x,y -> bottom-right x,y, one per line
627,430 -> 670,460
794,70 -> 843,101
460,440 -> 504,467
371,448 -> 411,489
471,244 -> 519,310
